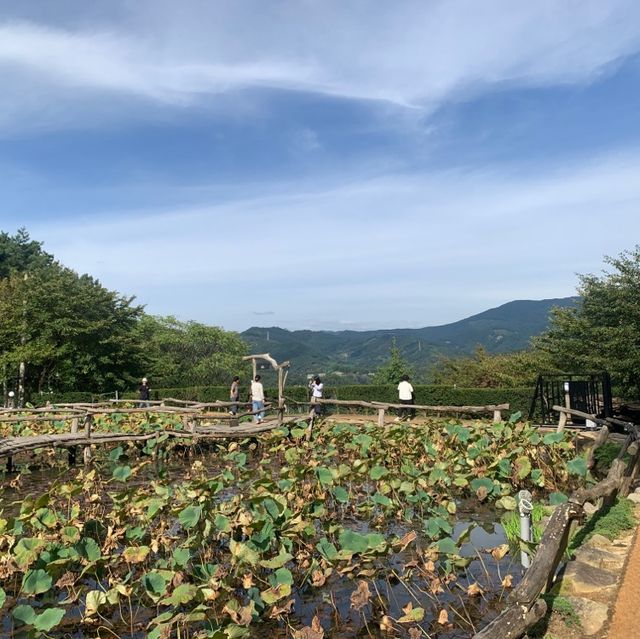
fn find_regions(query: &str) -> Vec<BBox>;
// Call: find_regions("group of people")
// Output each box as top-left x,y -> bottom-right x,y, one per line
139,372 -> 415,422
229,374 -> 266,423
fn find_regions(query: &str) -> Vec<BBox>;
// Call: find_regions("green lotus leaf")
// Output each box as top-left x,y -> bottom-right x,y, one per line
369,466 -> 387,480
332,486 -> 349,503
76,537 -> 102,562
259,549 -> 293,569
13,604 -> 37,626
214,514 -> 231,532
112,465 -> 132,482
178,505 -> 202,529
22,568 -> 52,595
567,457 -> 588,477
13,537 -> 47,569
316,467 -> 333,486
172,547 -> 191,567
160,583 -> 197,606
143,572 -> 168,597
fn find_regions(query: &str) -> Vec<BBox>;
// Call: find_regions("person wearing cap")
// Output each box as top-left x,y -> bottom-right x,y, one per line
138,377 -> 151,408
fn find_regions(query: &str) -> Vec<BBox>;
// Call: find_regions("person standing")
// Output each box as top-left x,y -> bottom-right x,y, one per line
250,375 -> 265,423
396,374 -> 415,421
229,376 -> 240,415
309,376 -> 324,417
138,377 -> 151,408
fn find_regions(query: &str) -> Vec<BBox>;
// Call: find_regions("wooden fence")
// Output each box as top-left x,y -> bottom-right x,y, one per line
472,412 -> 640,639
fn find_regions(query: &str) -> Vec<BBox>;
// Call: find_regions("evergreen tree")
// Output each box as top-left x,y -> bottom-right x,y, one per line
534,246 -> 640,397
372,338 -> 413,384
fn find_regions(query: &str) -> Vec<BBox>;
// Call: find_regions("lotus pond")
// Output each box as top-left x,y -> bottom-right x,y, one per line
0,416 -> 588,638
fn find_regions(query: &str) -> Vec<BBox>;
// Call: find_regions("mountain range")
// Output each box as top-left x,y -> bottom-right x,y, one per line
241,297 -> 578,383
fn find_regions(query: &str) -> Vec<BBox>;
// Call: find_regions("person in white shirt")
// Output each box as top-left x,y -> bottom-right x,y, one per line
250,375 -> 265,423
396,374 -> 415,421
309,376 -> 324,417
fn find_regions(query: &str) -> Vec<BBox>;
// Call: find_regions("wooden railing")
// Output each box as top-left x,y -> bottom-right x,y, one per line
288,397 -> 510,425
472,417 -> 640,639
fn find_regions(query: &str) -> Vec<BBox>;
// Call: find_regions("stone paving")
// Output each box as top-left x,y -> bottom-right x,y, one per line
549,498 -> 640,637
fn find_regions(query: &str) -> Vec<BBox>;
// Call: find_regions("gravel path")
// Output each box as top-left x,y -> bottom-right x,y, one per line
606,526 -> 640,638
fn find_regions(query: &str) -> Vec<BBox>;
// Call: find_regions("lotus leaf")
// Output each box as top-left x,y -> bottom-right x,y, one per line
112,464 -> 132,482
85,590 -> 107,616
75,537 -> 101,562
179,505 -> 203,529
259,549 -> 293,569
567,456 -> 588,477
21,568 -> 53,595
160,583 -> 197,606
514,456 -> 532,479
260,583 -> 291,605
13,537 -> 46,569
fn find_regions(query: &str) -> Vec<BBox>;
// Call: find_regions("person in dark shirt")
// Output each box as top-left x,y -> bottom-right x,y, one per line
229,376 -> 240,415
138,377 -> 150,408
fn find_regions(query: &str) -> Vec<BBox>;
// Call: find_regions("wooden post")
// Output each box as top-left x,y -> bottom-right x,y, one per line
69,417 -> 79,466
493,409 -> 502,423
277,368 -> 284,426
377,408 -> 385,427
557,411 -> 567,433
83,414 -> 93,465
587,424 -> 610,469
252,359 -> 257,380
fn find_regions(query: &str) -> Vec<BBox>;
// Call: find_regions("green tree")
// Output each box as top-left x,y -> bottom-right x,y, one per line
430,346 -> 552,388
372,339 -> 413,384
0,262 -> 144,398
137,316 -> 249,388
534,246 -> 640,397
0,228 -> 52,278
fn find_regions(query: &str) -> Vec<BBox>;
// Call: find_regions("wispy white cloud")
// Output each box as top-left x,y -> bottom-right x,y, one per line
1,1 -> 639,131
30,150 -> 640,330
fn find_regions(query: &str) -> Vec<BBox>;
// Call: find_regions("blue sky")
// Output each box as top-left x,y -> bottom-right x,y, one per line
2,0 -> 640,331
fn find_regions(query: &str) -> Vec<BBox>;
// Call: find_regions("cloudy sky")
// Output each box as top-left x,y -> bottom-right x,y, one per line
2,0 -> 640,331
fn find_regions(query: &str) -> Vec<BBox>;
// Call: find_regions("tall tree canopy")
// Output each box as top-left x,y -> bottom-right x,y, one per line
534,246 -> 640,397
0,228 -> 52,277
0,262 -> 144,396
136,316 -> 248,388
430,346 -> 553,388
0,230 -> 248,402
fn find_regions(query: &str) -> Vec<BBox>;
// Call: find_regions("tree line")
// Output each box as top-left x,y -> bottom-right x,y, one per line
430,246 -> 640,399
3,229 -> 639,403
0,229 -> 248,405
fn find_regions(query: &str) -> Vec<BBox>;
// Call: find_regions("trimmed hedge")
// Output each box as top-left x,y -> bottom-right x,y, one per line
37,385 -> 533,416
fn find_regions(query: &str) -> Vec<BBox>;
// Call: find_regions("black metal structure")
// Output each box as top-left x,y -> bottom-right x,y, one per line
529,372 -> 613,425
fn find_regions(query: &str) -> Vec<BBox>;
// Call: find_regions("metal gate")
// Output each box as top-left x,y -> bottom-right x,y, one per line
528,372 -> 613,424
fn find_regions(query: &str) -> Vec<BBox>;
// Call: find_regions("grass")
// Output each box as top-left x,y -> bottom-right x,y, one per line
501,502 -> 548,547
592,442 -> 629,475
569,497 -> 636,552
529,594 -> 581,637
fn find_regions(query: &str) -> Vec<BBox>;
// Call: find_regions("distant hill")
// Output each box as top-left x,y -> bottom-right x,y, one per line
241,297 -> 579,383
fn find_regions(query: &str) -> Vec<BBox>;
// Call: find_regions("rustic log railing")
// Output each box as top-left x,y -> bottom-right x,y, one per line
0,400 -> 302,468
286,397 -> 510,425
472,418 -> 640,639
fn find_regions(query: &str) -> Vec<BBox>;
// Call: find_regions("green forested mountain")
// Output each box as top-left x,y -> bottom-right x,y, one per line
241,297 -> 579,383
